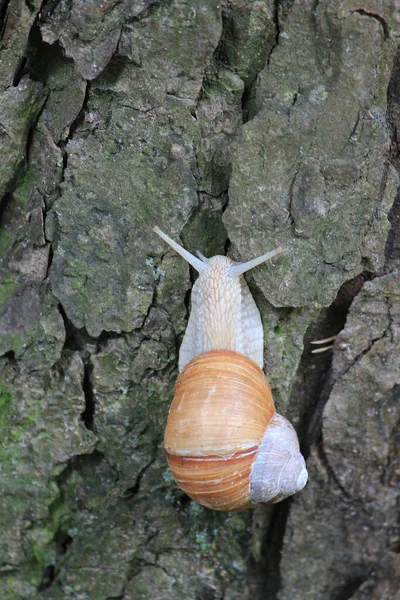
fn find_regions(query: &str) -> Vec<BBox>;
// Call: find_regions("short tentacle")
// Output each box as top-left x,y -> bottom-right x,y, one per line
195,250 -> 209,263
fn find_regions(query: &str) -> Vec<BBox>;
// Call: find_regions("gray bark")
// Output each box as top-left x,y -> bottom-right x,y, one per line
0,1 -> 399,599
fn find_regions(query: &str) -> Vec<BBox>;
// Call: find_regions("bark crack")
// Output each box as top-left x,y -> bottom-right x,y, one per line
121,456 -> 157,500
59,80 -> 91,179
317,434 -> 353,498
255,500 -> 291,600
286,170 -> 299,236
0,0 -> 11,37
81,352 -> 95,430
297,272 -> 373,455
37,450 -> 108,592
331,576 -> 368,600
57,303 -> 100,431
350,9 -> 389,39
340,330 -> 388,380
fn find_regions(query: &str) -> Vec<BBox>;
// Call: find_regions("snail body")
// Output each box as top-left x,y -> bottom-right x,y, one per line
154,227 -> 307,511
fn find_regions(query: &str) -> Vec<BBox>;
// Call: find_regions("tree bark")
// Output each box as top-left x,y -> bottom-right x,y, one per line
0,1 -> 399,599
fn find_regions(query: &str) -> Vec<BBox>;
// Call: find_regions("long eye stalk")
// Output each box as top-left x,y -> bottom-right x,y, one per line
154,226 -> 285,276
153,226 -> 207,273
228,247 -> 286,277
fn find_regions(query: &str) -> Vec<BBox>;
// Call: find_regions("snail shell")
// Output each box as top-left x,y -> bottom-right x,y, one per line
165,350 -> 307,511
154,227 -> 308,511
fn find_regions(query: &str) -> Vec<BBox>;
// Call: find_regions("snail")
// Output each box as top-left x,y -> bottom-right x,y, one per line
154,226 -> 308,511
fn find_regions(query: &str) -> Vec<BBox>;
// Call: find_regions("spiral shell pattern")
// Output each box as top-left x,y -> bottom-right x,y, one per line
164,350 -> 275,511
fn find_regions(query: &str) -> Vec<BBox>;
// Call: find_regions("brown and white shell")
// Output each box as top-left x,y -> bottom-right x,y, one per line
164,350 -> 307,511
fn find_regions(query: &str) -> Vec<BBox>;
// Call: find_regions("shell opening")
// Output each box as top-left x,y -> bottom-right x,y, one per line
250,413 -> 308,504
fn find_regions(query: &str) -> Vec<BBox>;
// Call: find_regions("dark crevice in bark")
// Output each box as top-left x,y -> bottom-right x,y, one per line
179,195 -> 229,261
297,272 -> 373,455
54,529 -> 74,556
24,88 -> 50,163
56,450 -> 106,486
62,80 -> 91,147
22,21 -> 91,187
12,55 -> 28,86
0,191 -> 11,230
175,491 -> 192,511
81,355 -> 95,430
58,79 -> 91,178
219,190 -> 230,213
351,9 -> 389,39
183,283 -> 192,330
331,575 -> 367,600
241,79 -> 256,124
0,0 -> 11,36
96,328 -> 126,345
0,349 -> 16,363
286,170 -> 299,236
387,49 -> 400,158
58,303 -> 98,431
38,0 -> 63,24
223,235 -> 231,256
37,531 -> 72,590
0,92 -> 48,219
25,0 -> 36,12
38,565 -> 56,591
37,450 -> 108,592
58,303 -> 97,352
45,241 -> 54,277
255,501 -> 291,600
12,0 -> 53,85
190,1 -> 281,241
385,189 -> 400,269
386,47 -> 400,272
122,456 -> 157,501
273,0 -> 281,44
0,11 -> 50,238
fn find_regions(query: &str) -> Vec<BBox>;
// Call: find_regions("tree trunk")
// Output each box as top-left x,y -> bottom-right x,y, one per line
0,1 -> 399,599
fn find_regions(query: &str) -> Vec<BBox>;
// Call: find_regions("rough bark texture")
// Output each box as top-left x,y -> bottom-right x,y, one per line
0,1 -> 399,599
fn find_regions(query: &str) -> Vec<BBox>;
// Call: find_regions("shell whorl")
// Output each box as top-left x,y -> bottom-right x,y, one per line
250,414 -> 308,503
164,350 -> 275,511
